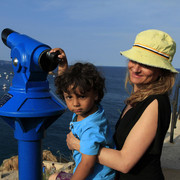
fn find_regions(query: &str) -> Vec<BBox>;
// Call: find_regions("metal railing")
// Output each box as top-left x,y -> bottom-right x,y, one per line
170,79 -> 180,143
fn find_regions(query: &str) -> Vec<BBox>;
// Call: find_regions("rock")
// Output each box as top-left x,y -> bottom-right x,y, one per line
42,150 -> 58,162
1,156 -> 18,171
0,150 -> 57,172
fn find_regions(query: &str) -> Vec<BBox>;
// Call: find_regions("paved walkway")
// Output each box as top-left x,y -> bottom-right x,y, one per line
161,119 -> 180,179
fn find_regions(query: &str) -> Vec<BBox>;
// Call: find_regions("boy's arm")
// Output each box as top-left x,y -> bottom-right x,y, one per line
71,154 -> 97,180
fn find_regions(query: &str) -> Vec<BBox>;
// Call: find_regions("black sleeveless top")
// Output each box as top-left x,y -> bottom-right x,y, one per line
114,94 -> 171,180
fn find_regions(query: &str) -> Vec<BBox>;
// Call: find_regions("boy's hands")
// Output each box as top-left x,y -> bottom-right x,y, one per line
50,48 -> 68,75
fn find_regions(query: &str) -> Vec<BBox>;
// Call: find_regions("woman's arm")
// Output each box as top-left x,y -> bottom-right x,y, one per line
67,100 -> 159,173
50,48 -> 68,75
66,131 -> 80,151
98,99 -> 159,173
71,154 -> 97,180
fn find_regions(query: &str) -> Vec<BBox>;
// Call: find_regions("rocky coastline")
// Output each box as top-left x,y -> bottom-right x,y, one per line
0,150 -> 74,180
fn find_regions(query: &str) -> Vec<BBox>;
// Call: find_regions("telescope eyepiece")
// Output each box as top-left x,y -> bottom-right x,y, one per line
1,28 -> 15,45
39,50 -> 61,72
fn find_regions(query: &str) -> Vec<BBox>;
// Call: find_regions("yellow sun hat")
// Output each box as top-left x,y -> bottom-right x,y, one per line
120,29 -> 178,73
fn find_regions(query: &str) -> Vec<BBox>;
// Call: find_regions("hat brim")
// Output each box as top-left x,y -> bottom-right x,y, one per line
120,47 -> 178,73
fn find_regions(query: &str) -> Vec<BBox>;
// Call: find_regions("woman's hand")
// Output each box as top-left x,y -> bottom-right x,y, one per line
50,48 -> 68,75
66,132 -> 80,151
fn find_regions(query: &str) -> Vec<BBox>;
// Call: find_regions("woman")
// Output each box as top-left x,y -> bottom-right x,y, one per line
52,29 -> 178,179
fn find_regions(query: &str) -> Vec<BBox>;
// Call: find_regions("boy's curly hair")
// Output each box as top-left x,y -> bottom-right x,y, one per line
54,62 -> 105,104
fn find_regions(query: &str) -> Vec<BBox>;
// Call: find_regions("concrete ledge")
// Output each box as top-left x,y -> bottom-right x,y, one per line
163,168 -> 180,180
161,119 -> 180,170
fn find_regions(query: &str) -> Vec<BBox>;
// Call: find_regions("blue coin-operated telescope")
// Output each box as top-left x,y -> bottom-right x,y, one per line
0,28 -> 66,180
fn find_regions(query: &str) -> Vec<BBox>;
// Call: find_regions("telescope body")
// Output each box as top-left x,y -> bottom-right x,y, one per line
0,29 -> 66,180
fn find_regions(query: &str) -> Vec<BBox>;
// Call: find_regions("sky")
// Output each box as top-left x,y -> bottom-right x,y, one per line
0,0 -> 180,68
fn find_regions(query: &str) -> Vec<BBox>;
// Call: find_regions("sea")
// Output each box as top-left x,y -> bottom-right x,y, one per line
0,60 -> 179,164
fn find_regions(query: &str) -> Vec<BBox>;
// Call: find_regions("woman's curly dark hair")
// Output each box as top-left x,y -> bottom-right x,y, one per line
55,62 -> 105,104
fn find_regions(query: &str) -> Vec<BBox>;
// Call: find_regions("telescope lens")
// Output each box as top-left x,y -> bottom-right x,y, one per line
1,28 -> 15,45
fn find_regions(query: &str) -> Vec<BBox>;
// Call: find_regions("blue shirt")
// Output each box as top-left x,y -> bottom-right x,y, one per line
70,105 -> 115,180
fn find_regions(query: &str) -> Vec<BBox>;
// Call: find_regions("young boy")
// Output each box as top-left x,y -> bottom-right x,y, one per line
49,49 -> 115,180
